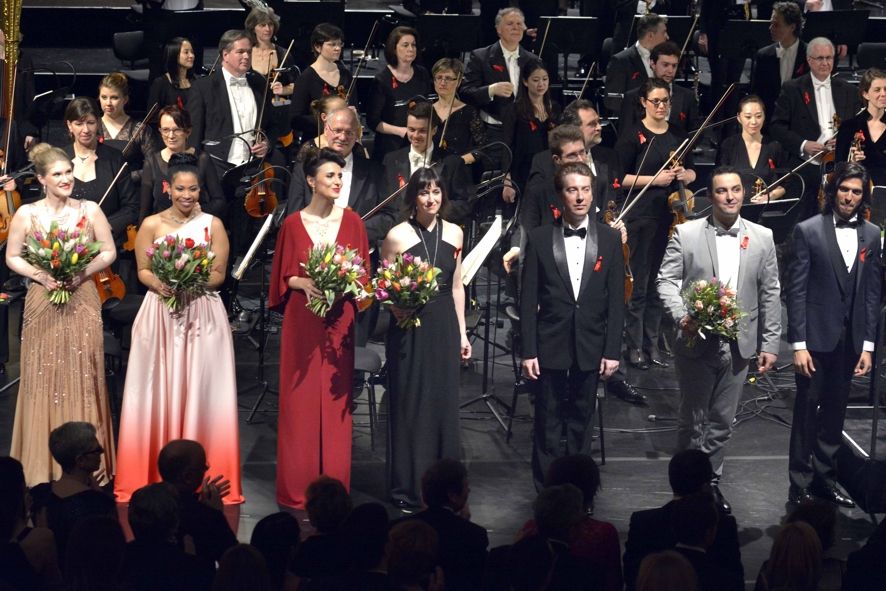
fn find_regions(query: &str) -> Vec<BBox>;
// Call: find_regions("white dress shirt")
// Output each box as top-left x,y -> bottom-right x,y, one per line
482,41 -> 520,126
333,152 -> 354,209
715,218 -> 741,290
805,0 -> 833,11
636,42 -> 653,78
563,216 -> 590,299
222,68 -> 257,166
800,76 -> 837,157
777,39 -> 800,85
408,145 -> 434,176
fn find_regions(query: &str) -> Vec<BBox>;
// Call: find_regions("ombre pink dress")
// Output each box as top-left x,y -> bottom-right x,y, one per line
114,213 -> 243,504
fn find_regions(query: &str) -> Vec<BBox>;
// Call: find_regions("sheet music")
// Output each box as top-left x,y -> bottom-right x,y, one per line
461,215 -> 502,285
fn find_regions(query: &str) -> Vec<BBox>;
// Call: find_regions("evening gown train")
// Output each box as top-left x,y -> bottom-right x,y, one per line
387,221 -> 461,506
269,208 -> 370,509
114,213 -> 242,504
10,203 -> 115,486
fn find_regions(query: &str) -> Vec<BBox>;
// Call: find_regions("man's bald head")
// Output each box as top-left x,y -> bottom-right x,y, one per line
158,439 -> 207,491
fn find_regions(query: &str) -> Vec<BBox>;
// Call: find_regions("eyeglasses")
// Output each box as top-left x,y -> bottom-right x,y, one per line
434,75 -> 459,83
644,98 -> 670,107
159,128 -> 186,136
326,125 -> 356,138
837,185 -> 863,196
809,55 -> 834,63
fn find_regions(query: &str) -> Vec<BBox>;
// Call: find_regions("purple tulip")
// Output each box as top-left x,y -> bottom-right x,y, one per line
176,244 -> 184,254
162,250 -> 172,259
75,244 -> 86,255
34,231 -> 43,242
353,256 -> 363,266
145,247 -> 156,257
57,230 -> 66,241
403,253 -> 413,264
376,288 -> 389,300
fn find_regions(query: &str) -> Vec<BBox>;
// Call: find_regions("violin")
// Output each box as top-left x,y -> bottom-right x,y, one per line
244,157 -> 279,218
604,200 -> 633,303
123,224 -> 137,251
666,151 -> 694,236
93,269 -> 126,310
0,147 -> 21,246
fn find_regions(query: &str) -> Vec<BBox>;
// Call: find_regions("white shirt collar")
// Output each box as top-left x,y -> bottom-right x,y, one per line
564,216 -> 590,231
813,75 -> 831,89
409,145 -> 434,166
713,216 -> 741,233
499,41 -> 519,60
342,152 -> 354,172
221,66 -> 247,84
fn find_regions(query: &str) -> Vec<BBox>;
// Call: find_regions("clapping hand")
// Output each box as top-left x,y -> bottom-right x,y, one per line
199,474 -> 231,511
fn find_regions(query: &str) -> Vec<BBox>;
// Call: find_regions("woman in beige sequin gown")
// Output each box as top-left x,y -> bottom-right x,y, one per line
5,143 -> 118,486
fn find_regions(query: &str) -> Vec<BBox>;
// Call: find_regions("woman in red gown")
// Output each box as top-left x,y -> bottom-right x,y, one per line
269,148 -> 370,509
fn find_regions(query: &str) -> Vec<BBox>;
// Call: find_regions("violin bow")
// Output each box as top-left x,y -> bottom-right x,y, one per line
578,62 -> 596,101
437,71 -> 463,153
618,134 -> 658,217
537,19 -> 553,59
345,19 -> 380,102
271,39 -> 295,89
207,53 -> 221,78
97,162 -> 129,208
362,160 -> 444,221
120,103 -> 159,159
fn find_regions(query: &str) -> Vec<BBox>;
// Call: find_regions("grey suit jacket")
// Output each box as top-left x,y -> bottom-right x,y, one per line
657,216 -> 781,360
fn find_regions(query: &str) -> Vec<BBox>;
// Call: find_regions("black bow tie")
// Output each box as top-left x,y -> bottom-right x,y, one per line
835,217 -> 860,229
715,226 -> 739,237
564,226 -> 587,239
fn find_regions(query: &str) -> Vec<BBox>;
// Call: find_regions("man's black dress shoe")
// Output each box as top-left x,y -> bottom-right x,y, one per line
608,380 -> 647,406
646,350 -> 669,368
712,484 -> 732,514
393,499 -> 420,514
627,349 -> 649,370
813,484 -> 856,508
788,487 -> 816,505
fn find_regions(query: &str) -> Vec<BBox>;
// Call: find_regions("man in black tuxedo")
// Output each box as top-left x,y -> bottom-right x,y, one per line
604,12 -> 668,114
770,37 -> 862,217
622,450 -> 743,591
618,41 -> 699,136
787,162 -> 881,507
285,108 -> 392,246
521,162 -> 624,489
750,2 -> 808,123
404,459 -> 489,590
381,102 -> 474,224
187,29 -> 272,178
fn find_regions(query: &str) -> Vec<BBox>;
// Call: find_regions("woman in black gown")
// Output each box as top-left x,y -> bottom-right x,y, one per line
431,57 -> 485,165
717,95 -> 787,202
62,97 -> 137,246
836,68 -> 886,186
615,78 -> 695,369
147,37 -> 196,111
97,73 -> 161,185
139,105 -> 225,223
367,26 -> 432,161
291,23 -> 356,136
381,167 -> 471,510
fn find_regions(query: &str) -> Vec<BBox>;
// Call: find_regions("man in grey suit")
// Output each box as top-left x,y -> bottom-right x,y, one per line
658,166 -> 782,514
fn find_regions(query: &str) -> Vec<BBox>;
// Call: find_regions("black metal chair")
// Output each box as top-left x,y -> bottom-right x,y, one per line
353,346 -> 384,449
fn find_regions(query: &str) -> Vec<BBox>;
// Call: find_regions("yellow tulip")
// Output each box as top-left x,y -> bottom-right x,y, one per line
52,242 -> 60,251
71,252 -> 78,265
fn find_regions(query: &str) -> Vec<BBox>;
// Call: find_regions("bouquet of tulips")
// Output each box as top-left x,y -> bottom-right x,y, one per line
680,278 -> 744,347
301,242 -> 368,317
146,235 -> 214,312
372,252 -> 441,329
24,219 -> 103,305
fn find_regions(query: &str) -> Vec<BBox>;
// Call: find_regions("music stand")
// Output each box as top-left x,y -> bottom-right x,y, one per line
719,20 -> 773,61
865,16 -> 886,42
802,10 -> 870,48
628,15 -> 692,48
416,14 -> 480,63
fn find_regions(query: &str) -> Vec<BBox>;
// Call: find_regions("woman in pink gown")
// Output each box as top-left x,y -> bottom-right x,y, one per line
270,147 -> 370,509
114,153 -> 242,504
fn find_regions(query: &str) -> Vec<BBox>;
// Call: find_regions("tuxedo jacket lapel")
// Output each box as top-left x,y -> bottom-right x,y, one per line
488,43 -> 509,84
704,220 -> 719,279
551,224 -> 573,299
578,222 -> 599,299
628,47 -> 646,78
212,73 -> 235,134
802,76 -> 819,125
823,214 -> 849,295
736,220 -> 748,293
351,156 -> 373,210
854,223 -> 867,296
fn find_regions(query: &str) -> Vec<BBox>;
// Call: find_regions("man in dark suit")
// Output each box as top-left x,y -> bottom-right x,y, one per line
770,37 -> 862,217
604,12 -> 668,114
187,29 -> 272,178
381,102 -> 474,224
405,459 -> 489,590
671,493 -> 743,591
521,161 -> 624,489
622,450 -> 743,591
786,161 -> 881,507
618,41 -> 699,136
285,108 -> 392,246
750,2 -> 808,123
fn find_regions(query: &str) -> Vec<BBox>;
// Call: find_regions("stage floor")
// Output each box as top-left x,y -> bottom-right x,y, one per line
1,266 -> 885,591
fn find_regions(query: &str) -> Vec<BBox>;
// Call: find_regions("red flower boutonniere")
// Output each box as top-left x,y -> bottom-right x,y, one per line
796,63 -> 807,76
594,256 -> 603,272
529,120 -> 538,132
397,172 -> 406,188
162,180 -> 170,195
97,135 -> 104,144
631,71 -> 640,80
492,64 -> 505,73
638,131 -> 647,145
453,247 -> 462,260
612,178 -> 621,190
803,91 -> 811,105
322,84 -> 331,96
741,236 -> 750,250
679,111 -> 687,122
204,227 -> 211,242
860,247 -> 868,263
176,96 -> 184,110
550,204 -> 561,220
76,216 -> 87,230
391,77 -> 399,90
0,292 -> 8,304
768,158 -> 776,170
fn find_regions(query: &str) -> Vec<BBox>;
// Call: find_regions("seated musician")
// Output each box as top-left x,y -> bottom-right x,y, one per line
381,102 -> 474,224
603,12 -> 668,115
769,37 -> 862,219
618,41 -> 699,136
148,37 -> 197,112
836,68 -> 886,187
431,58 -> 486,166
749,2 -> 808,124
98,72 -> 161,186
717,95 -> 787,203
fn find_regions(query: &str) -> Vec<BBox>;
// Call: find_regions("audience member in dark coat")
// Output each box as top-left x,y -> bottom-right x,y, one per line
844,518 -> 886,590
289,477 -> 352,581
250,512 -> 302,591
671,493 -> 742,591
754,522 -> 822,591
403,459 -> 488,591
158,440 -> 238,568
623,450 -> 743,591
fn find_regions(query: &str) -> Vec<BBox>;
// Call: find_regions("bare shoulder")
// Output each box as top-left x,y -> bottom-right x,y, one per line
441,220 -> 463,247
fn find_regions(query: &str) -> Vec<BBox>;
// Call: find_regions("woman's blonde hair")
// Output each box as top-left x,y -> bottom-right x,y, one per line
29,143 -> 71,177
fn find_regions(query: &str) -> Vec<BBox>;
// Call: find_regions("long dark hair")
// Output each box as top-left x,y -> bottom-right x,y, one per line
822,161 -> 871,217
401,167 -> 450,220
163,37 -> 195,89
515,59 -> 553,123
